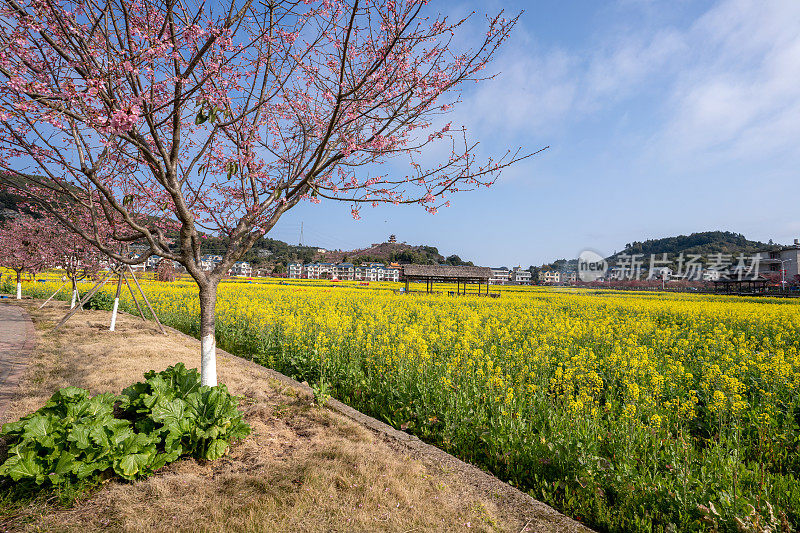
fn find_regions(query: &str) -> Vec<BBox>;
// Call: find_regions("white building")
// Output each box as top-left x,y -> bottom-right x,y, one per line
287,261 -> 397,281
200,254 -> 223,272
335,263 -> 355,280
304,262 -> 336,279
229,261 -> 252,277
382,265 -> 400,282
648,266 -> 673,280
510,266 -> 531,284
288,262 -> 303,278
489,267 -> 510,285
359,263 -> 383,281
354,266 -> 367,280
354,263 -> 400,282
760,241 -> 800,282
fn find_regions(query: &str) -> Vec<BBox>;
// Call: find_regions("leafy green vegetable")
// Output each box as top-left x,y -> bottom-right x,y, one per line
119,363 -> 251,462
83,291 -> 114,311
0,363 -> 250,488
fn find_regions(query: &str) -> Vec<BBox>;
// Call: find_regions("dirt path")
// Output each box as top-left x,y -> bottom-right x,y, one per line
0,303 -> 35,422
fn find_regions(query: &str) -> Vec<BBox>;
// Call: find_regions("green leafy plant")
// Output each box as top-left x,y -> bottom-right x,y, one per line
119,363 -> 251,461
311,376 -> 332,409
83,291 -> 114,311
283,349 -> 320,384
0,364 -> 250,489
0,386 -> 148,485
0,278 -> 13,294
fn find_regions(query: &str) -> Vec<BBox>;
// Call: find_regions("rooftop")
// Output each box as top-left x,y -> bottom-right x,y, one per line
402,264 -> 492,280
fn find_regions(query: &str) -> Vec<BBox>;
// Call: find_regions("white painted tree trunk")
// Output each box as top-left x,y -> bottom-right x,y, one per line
16,281 -> 21,300
201,334 -> 217,387
109,274 -> 123,331
109,298 -> 119,331
199,281 -> 219,387
70,289 -> 77,309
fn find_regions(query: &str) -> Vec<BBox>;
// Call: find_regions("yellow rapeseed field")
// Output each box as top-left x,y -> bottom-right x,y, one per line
10,274 -> 800,532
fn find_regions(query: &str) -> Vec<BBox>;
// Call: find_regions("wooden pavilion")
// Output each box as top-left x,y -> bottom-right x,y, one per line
401,265 -> 493,295
713,274 -> 770,294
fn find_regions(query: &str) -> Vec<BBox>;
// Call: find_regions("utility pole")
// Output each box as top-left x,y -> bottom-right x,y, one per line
299,222 -> 304,247
779,258 -> 791,290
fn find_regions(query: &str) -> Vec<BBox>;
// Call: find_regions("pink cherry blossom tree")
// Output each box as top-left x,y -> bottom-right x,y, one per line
0,0 -> 532,385
43,214 -> 107,308
0,214 -> 53,298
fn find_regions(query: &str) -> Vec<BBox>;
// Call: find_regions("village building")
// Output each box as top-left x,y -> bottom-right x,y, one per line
287,262 -> 304,278
539,270 -> 560,284
287,261 -> 399,281
647,266 -> 673,280
759,239 -> 800,283
489,267 -> 510,285
510,266 -> 532,284
200,254 -> 223,272
335,263 -> 355,280
229,261 -> 253,277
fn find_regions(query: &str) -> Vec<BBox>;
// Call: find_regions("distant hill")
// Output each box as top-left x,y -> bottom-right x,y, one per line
314,241 -> 473,266
536,232 -> 780,271
0,174 -> 48,221
201,236 -> 473,268
607,231 -> 777,263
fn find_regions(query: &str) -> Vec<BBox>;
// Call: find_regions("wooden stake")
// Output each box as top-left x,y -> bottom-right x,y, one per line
122,272 -> 147,322
38,280 -> 68,309
53,268 -> 117,332
127,266 -> 167,335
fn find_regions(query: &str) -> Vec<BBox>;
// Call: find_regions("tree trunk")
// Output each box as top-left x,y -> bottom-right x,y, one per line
198,280 -> 219,387
70,277 -> 78,309
16,271 -> 21,300
109,273 -> 123,331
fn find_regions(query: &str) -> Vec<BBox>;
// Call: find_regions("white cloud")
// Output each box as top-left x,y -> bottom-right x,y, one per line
449,43 -> 580,139
453,0 -> 800,169
583,28 -> 686,104
656,0 -> 800,162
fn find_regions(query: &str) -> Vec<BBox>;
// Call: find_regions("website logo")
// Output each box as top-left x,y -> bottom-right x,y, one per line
578,249 -> 608,282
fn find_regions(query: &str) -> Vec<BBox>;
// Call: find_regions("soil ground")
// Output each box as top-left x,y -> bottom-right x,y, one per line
0,299 -> 590,533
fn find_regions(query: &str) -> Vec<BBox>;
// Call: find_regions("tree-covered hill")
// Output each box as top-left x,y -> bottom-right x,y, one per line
607,231 -> 778,262
199,236 -> 473,270
310,241 -> 473,266
536,232 -> 781,272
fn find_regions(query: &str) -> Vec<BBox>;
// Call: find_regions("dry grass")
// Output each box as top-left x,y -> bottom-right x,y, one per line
0,301 -> 519,532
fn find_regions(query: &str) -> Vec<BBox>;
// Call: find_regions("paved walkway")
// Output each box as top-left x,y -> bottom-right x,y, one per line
0,303 -> 35,421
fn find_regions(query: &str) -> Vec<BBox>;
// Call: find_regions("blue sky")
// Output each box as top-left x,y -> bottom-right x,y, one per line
267,0 -> 800,267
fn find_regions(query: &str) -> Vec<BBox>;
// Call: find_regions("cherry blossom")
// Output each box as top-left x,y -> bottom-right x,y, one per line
0,214 -> 54,298
0,0 -> 532,385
